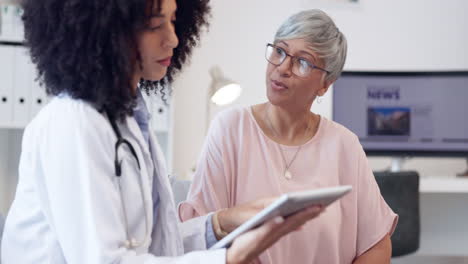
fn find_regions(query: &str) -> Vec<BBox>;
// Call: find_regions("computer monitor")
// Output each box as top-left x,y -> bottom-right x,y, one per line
332,71 -> 468,158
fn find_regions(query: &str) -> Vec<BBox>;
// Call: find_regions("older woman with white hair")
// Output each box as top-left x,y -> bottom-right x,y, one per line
179,9 -> 398,264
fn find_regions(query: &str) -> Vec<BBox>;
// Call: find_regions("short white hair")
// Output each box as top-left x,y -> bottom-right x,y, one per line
274,9 -> 347,82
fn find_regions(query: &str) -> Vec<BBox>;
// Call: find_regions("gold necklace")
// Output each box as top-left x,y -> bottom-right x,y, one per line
264,104 -> 311,180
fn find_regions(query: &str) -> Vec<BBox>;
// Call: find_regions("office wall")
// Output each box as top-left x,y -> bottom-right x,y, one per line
171,0 -> 468,178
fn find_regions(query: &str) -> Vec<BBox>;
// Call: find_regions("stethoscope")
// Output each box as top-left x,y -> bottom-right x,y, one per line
106,109 -> 151,249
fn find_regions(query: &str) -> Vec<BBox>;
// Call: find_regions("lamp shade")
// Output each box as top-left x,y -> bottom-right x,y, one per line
209,66 -> 241,106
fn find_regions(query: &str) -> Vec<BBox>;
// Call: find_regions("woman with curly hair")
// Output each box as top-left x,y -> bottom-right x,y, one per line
1,0 -> 324,263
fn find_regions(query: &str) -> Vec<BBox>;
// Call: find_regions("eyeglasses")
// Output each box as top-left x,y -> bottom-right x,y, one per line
265,43 -> 329,77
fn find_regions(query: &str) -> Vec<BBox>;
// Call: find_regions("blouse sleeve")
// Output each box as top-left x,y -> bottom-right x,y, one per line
178,112 -> 234,221
355,141 -> 399,257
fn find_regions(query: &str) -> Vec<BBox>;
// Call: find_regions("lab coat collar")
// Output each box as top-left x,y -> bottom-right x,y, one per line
126,116 -> 152,157
106,96 -> 184,255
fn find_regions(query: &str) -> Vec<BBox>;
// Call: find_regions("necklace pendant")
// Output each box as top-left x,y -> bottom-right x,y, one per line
284,170 -> 292,180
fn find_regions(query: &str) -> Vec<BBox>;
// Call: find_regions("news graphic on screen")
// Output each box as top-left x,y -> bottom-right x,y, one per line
367,107 -> 411,137
332,72 -> 468,156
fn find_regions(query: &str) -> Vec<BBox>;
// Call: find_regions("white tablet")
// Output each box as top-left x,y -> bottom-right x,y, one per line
209,185 -> 352,250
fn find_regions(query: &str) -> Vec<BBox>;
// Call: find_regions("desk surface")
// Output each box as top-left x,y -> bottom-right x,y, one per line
420,177 -> 468,193
392,255 -> 468,264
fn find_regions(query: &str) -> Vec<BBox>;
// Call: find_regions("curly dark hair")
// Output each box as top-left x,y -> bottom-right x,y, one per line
22,0 -> 210,118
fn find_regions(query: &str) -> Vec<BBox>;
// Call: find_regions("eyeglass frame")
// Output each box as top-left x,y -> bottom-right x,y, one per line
265,43 -> 330,77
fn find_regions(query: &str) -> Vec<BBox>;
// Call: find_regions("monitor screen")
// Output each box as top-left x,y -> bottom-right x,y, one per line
332,71 -> 468,156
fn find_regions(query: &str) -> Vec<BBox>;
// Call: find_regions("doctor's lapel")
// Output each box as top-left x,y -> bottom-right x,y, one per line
117,117 -> 155,252
144,121 -> 184,256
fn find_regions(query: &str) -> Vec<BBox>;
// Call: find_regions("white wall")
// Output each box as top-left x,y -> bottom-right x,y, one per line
171,0 -> 468,178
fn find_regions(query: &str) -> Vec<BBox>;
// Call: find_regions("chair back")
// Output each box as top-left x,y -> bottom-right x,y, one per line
374,171 -> 420,257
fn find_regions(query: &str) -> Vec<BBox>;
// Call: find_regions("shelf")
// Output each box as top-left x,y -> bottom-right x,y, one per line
0,40 -> 25,46
392,255 -> 468,264
420,177 -> 468,193
0,124 -> 26,130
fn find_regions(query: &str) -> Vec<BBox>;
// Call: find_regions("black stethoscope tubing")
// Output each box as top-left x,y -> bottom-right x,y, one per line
105,109 -> 141,176
104,108 -> 150,249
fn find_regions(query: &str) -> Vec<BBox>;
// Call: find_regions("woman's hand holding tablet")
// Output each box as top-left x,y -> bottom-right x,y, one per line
211,185 -> 352,250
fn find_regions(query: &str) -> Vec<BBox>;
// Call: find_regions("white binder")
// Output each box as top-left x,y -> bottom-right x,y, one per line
12,46 -> 32,127
29,65 -> 47,121
0,46 -> 14,126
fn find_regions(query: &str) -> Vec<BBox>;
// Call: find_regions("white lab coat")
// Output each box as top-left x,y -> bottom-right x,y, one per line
1,96 -> 226,263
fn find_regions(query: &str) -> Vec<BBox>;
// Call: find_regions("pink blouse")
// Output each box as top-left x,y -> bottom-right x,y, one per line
179,107 -> 398,264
